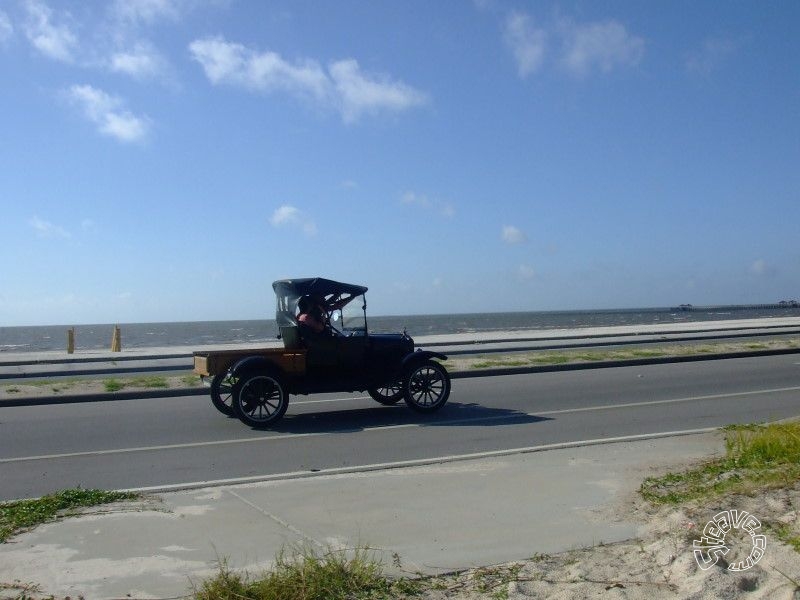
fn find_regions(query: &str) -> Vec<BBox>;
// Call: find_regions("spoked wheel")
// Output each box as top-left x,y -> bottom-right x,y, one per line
210,372 -> 237,417
232,372 -> 289,428
368,380 -> 404,405
403,360 -> 451,413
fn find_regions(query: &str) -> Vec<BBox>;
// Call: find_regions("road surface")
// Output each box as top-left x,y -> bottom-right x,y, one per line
1,353 -> 798,500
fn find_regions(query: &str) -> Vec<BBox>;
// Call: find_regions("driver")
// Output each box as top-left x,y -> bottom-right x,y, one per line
297,296 -> 326,333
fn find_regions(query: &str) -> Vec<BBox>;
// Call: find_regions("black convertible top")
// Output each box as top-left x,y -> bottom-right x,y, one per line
272,278 -> 368,298
272,278 -> 368,328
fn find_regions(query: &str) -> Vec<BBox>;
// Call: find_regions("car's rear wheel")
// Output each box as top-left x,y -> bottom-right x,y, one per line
368,381 -> 404,405
232,372 -> 289,428
403,360 -> 450,413
210,372 -> 236,416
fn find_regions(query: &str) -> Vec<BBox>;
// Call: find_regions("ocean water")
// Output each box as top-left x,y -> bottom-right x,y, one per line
1,306 -> 799,353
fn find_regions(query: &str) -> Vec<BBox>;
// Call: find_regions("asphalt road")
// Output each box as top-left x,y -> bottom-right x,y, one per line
1,354 -> 799,501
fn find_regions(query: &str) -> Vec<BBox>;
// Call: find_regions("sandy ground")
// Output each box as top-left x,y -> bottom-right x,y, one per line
4,486 -> 796,600
415,485 -> 800,600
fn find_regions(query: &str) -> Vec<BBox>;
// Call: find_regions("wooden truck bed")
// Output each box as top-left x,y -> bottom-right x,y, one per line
193,348 -> 306,377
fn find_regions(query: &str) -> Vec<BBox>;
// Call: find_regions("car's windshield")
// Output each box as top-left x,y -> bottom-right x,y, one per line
338,294 -> 366,334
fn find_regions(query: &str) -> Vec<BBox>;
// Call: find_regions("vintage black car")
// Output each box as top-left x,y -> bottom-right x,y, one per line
193,277 -> 451,427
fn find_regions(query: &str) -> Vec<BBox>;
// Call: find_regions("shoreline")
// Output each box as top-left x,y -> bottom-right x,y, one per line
3,313 -> 800,356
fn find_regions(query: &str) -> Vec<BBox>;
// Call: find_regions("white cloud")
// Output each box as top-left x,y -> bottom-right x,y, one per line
400,191 -> 454,218
189,37 -> 329,100
749,259 -> 770,276
400,191 -> 431,208
109,41 -> 166,79
499,10 -> 644,78
518,264 -> 535,281
558,18 -> 644,76
501,225 -> 526,244
189,36 -> 428,122
110,0 -> 182,26
686,37 -> 736,75
66,84 -> 149,143
329,59 -> 428,123
269,205 -> 300,226
269,205 -> 317,237
0,11 -> 13,44
23,0 -> 78,62
440,202 -> 456,218
503,12 -> 547,78
29,215 -> 70,239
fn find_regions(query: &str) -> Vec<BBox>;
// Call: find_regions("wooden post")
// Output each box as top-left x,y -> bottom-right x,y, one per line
67,328 -> 75,354
111,325 -> 122,352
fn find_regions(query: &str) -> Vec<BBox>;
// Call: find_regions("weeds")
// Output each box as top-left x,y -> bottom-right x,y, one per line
182,374 -> 202,387
104,376 -> 169,393
0,488 -> 138,543
193,546 -> 420,600
640,421 -> 800,505
104,379 -> 124,392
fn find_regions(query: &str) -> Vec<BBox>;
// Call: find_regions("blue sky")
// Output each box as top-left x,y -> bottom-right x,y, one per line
1,1 -> 798,326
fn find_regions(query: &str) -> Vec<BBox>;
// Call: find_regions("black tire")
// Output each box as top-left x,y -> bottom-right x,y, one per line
210,372 -> 236,417
232,372 -> 289,428
368,381 -> 404,405
403,360 -> 451,413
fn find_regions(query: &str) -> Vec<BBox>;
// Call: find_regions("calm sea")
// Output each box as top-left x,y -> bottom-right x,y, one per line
2,306 -> 799,353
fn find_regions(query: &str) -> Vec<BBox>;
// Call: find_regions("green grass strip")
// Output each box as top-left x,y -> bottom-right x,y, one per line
640,421 -> 800,505
0,488 -> 138,542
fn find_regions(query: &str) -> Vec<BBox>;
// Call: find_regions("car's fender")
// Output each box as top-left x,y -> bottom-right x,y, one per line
401,349 -> 448,372
229,355 -> 283,378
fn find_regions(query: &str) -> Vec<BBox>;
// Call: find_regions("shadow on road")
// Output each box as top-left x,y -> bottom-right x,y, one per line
252,401 -> 550,435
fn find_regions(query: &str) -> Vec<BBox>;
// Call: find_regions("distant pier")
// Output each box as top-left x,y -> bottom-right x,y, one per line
672,301 -> 800,312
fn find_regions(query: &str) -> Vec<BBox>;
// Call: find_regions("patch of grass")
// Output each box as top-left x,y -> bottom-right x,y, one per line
529,354 -> 570,365
471,359 -> 528,369
628,349 -> 667,358
13,378 -> 78,389
745,343 -> 768,350
104,379 -> 124,392
640,421 -> 800,505
468,563 -> 524,599
104,376 -> 169,392
129,375 -> 169,389
5,387 -> 20,394
0,488 -> 138,543
193,546 -> 420,600
182,374 -> 202,387
766,522 -> 800,553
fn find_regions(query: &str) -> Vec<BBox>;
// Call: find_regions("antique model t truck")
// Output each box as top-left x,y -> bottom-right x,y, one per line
193,278 -> 451,428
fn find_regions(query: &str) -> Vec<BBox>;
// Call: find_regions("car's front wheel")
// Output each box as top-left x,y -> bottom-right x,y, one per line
403,360 -> 450,413
368,381 -> 404,405
232,372 -> 289,428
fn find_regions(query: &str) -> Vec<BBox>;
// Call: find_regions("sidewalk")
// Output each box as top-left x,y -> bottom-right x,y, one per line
0,432 -> 723,599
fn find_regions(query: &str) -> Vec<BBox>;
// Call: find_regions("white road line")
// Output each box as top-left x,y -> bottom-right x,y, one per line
2,385 -> 799,464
